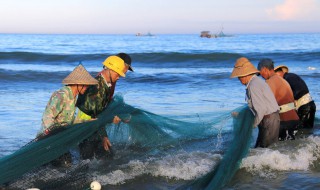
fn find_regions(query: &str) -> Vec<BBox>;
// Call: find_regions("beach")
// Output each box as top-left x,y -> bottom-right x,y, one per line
0,33 -> 319,189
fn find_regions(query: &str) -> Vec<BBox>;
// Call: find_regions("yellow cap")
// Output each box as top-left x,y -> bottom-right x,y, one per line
102,56 -> 126,77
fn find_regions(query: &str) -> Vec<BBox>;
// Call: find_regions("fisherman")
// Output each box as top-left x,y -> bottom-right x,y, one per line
258,58 -> 300,140
38,64 -> 98,166
274,65 -> 316,129
231,57 -> 280,148
76,53 -> 133,159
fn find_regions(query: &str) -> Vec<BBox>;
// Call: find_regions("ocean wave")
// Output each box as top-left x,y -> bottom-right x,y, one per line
0,51 -> 240,65
92,151 -> 221,185
0,50 -> 320,63
1,51 -> 320,67
240,136 -> 320,177
0,61 -> 234,85
0,51 -> 104,63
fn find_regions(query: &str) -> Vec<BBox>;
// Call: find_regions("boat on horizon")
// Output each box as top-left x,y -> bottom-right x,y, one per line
200,27 -> 233,38
135,32 -> 155,37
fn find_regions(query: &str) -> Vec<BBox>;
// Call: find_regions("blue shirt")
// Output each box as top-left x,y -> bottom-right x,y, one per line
246,75 -> 279,126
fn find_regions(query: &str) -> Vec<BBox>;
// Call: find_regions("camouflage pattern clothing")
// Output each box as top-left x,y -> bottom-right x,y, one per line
76,74 -> 113,118
40,86 -> 76,134
76,73 -> 114,159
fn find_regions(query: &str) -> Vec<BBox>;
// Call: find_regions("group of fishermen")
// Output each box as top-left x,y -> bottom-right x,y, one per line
38,53 -> 133,166
38,54 -> 316,167
231,57 -> 316,148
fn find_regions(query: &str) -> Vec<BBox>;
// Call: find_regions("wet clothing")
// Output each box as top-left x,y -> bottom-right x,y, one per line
40,86 -> 77,167
266,74 -> 299,140
40,86 -> 76,135
246,75 -> 280,148
297,101 -> 316,128
255,112 -> 280,148
283,72 -> 316,128
76,73 -> 115,159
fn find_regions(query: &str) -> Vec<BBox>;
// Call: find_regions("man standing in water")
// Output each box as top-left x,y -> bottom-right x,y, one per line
231,57 -> 280,148
258,59 -> 300,140
39,64 -> 98,166
274,65 -> 316,129
40,64 -> 98,135
76,53 -> 133,159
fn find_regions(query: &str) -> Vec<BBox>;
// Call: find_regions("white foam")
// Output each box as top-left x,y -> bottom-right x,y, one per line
93,151 -> 221,185
240,136 -> 320,177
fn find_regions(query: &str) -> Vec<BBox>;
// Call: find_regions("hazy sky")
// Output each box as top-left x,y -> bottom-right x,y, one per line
0,0 -> 319,34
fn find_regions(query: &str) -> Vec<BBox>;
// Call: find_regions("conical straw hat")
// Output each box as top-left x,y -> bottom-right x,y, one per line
274,65 -> 289,73
62,64 -> 98,85
230,57 -> 259,78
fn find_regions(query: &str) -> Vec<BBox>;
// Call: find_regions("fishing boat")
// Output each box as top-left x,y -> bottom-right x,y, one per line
135,32 -> 155,37
200,27 -> 233,38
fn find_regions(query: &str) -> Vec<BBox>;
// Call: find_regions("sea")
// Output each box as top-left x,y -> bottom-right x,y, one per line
0,33 -> 319,190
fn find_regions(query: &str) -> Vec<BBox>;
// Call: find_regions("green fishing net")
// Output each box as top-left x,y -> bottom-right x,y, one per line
0,95 -> 254,190
179,106 -> 254,190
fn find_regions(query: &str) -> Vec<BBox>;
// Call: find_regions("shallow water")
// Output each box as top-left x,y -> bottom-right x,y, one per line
0,33 -> 319,189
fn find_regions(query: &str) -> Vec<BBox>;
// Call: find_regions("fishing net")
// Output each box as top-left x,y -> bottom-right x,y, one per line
0,95 -> 253,190
0,95 -> 215,186
179,106 -> 254,190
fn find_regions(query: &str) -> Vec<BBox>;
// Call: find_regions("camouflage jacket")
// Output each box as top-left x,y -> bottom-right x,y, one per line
76,74 -> 113,118
76,74 -> 114,140
40,86 -> 76,133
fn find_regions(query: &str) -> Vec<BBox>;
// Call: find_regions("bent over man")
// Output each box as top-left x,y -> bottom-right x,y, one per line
76,53 -> 133,159
231,57 -> 280,148
39,64 -> 98,166
258,58 -> 300,140
275,65 -> 316,129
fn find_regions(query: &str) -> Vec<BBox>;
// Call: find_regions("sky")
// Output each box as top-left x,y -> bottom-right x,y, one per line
0,0 -> 319,34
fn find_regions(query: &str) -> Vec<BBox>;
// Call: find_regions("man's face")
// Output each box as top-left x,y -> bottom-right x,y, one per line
78,85 -> 89,95
110,70 -> 120,82
259,67 -> 268,79
238,75 -> 251,85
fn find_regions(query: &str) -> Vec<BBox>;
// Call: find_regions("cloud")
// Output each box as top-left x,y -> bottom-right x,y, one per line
266,0 -> 319,20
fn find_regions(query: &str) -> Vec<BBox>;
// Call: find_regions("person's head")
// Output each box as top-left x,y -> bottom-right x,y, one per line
116,53 -> 133,73
230,57 -> 259,85
257,58 -> 275,80
102,55 -> 127,82
274,65 -> 289,78
62,64 -> 98,95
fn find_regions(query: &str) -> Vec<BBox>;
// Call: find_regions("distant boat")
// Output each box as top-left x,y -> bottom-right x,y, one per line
216,27 -> 233,37
200,27 -> 233,38
200,31 -> 215,38
135,32 -> 155,37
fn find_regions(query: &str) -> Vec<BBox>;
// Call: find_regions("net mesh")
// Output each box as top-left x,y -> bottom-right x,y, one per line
0,95 -> 254,190
179,106 -> 254,190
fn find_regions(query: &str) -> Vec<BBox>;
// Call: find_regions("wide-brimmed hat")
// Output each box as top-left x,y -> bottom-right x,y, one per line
62,64 -> 98,85
274,65 -> 289,73
230,57 -> 259,78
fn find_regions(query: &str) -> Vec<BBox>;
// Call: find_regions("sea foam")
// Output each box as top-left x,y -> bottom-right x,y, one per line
240,136 -> 320,177
93,151 -> 221,185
